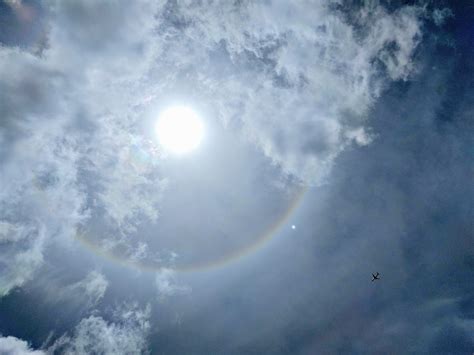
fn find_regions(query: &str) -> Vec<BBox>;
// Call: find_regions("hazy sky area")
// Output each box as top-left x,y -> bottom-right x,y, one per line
0,1 -> 473,354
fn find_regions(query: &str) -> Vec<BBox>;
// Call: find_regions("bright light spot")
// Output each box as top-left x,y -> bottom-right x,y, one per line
291,225 -> 296,230
155,106 -> 204,154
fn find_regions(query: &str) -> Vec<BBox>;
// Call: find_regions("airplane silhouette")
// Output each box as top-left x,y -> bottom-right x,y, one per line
371,272 -> 380,281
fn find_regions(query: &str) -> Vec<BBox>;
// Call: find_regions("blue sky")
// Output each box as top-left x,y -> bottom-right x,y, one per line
0,1 -> 472,354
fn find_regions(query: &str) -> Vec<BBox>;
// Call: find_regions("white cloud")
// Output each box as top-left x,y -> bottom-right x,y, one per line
46,0 -> 158,83
0,222 -> 45,297
0,0 -> 426,296
149,1 -> 423,184
0,335 -> 45,355
67,270 -> 108,308
0,2 -> 165,294
89,124 -> 166,232
0,58 -> 88,293
0,304 -> 151,355
155,268 -> 190,300
44,1 -> 168,233
50,304 -> 151,355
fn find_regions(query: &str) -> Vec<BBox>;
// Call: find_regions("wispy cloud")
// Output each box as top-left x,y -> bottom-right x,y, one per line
155,268 -> 190,301
0,1 -> 166,295
0,303 -> 151,355
149,1 -> 423,184
50,303 -> 151,354
66,270 -> 108,309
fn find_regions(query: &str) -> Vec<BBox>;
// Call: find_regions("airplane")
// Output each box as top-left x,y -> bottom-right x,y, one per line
371,272 -> 380,281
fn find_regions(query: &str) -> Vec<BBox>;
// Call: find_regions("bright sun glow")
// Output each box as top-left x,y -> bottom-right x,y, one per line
155,106 -> 204,154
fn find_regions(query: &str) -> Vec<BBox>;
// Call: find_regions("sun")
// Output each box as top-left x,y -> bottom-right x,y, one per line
155,106 -> 204,154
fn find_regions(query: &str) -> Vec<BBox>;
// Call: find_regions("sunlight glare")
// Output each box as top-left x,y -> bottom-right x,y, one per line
155,106 -> 204,154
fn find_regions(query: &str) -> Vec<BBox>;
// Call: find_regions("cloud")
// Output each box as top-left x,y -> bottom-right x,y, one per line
0,1 -> 471,354
155,268 -> 190,300
140,6 -> 474,351
0,0 -> 427,297
66,270 -> 108,308
149,1 -> 423,184
43,0 -> 168,231
15,268 -> 109,315
0,62 -> 88,293
0,304 -> 150,355
431,7 -> 454,27
0,1 -> 166,295
0,221 -> 45,297
0,335 -> 44,355
50,303 -> 151,355
46,0 -> 158,81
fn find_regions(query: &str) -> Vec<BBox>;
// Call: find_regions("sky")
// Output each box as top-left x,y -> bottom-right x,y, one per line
0,0 -> 473,354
